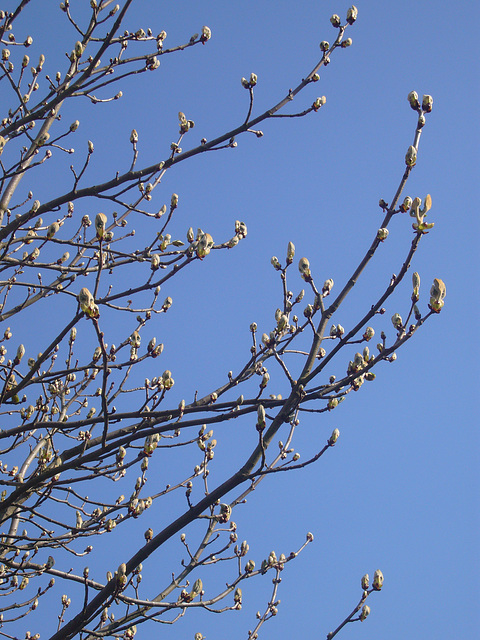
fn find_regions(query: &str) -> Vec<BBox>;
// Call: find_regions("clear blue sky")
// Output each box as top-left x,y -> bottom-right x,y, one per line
6,1 -> 478,639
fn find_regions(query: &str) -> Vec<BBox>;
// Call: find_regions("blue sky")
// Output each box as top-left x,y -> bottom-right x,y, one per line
4,1 -> 478,639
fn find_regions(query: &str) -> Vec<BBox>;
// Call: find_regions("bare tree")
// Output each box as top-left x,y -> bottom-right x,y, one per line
0,3 -> 445,640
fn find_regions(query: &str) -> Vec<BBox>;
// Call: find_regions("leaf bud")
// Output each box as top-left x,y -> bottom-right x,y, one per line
376,228 -> 389,241
286,241 -> 295,263
361,573 -> 369,589
330,14 -> 341,27
319,41 -> 330,52
328,427 -> 340,445
429,277 -> 446,312
400,196 -> 413,212
372,569 -> 384,590
405,145 -> 417,167
360,605 -> 370,621
95,212 -> 107,239
346,5 -> 358,24
201,26 -> 211,42
271,256 -> 281,270
391,313 -> 403,329
422,94 -> 433,113
298,257 -> 311,279
407,90 -> 420,110
312,96 -> 326,110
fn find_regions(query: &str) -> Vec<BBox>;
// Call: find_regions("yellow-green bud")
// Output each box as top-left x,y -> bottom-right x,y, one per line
346,5 -> 358,24
405,145 -> 417,167
372,569 -> 384,590
360,605 -> 370,621
422,94 -> 433,113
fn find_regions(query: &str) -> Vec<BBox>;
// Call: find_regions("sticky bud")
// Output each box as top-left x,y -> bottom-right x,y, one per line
407,91 -> 420,110
405,145 -> 417,167
298,257 -> 311,280
429,278 -> 446,312
346,5 -> 358,24
422,94 -> 433,113
328,428 -> 340,445
360,605 -> 370,621
372,569 -> 384,590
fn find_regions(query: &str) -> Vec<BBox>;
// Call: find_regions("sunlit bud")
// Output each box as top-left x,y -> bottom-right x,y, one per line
376,228 -> 389,241
346,5 -> 358,24
361,573 -> 369,589
261,371 -> 270,388
257,404 -> 266,428
407,91 -> 420,110
78,287 -> 94,313
88,140 -> 94,153
330,14 -> 341,27
241,76 -> 249,88
145,527 -> 153,542
218,503 -> 232,523
328,428 -> 340,445
413,304 -> 421,321
201,25 -> 211,42
312,96 -> 326,111
303,304 -> 313,318
322,279 -> 334,295
15,344 -> 25,363
328,398 -> 338,410
195,634 -> 204,640
373,569 -> 384,590
74,41 -> 83,58
412,272 -> 420,300
311,73 -> 320,81
1,48 -> 10,60
429,277 -> 446,312
286,241 -> 295,263
400,196 -> 412,212
319,41 -> 330,51
271,256 -> 281,270
417,114 -> 426,128
190,578 -> 203,598
341,37 -> 352,48
391,313 -> 403,329
130,129 -> 138,143
405,145 -> 417,166
162,296 -> 173,311
277,314 -> 289,331
196,232 -> 214,258
95,213 -> 107,239
422,94 -> 433,113
151,254 -> 160,270
47,222 -> 60,239
337,324 -> 345,336
185,227 -> 195,244
22,54 -> 29,67
360,605 -> 370,621
245,559 -> 255,573
298,257 -> 311,279
250,72 -> 257,86
76,511 -> 83,529
363,326 -> 374,341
